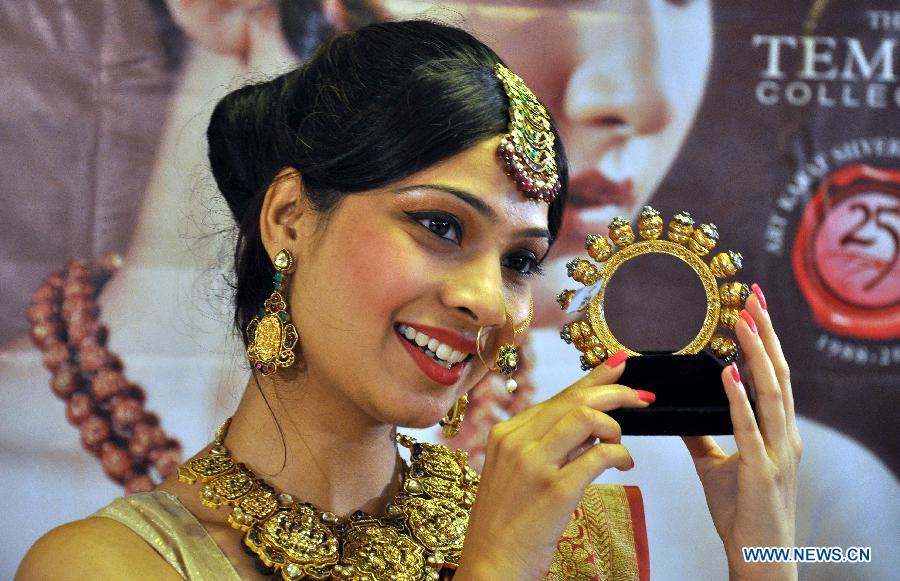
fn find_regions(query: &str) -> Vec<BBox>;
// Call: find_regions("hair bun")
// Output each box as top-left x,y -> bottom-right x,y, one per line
207,75 -> 289,221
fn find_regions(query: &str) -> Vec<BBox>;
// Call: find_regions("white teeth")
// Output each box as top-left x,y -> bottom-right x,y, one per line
435,344 -> 452,361
398,324 -> 471,366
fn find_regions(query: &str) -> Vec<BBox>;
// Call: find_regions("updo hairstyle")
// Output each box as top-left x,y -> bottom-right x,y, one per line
206,20 -> 569,341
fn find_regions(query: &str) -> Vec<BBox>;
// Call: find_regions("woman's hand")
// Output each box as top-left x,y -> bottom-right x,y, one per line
456,352 -> 653,580
682,286 -> 802,581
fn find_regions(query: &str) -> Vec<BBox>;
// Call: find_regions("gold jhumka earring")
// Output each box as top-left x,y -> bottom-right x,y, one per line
246,248 -> 299,375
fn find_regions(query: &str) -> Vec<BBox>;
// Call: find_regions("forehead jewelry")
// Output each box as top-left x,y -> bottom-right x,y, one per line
558,207 -> 748,369
476,300 -> 534,394
246,248 -> 300,375
494,63 -> 561,203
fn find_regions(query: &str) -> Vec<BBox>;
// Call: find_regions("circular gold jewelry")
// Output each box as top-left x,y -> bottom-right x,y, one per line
474,302 -> 532,394
178,420 -> 479,579
560,207 -> 747,369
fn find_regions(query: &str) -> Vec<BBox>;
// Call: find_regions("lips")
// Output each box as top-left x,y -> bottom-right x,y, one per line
568,169 -> 634,209
396,330 -> 471,386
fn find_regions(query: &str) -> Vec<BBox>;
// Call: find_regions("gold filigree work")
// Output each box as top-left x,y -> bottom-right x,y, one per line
178,422 -> 479,580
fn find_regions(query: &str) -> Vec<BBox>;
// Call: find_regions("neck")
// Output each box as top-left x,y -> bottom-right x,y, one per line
225,369 -> 403,518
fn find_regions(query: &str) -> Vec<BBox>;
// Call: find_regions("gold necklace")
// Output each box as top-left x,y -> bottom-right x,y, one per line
177,420 -> 480,580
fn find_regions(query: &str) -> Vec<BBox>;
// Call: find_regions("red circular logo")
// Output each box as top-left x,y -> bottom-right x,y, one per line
792,164 -> 900,339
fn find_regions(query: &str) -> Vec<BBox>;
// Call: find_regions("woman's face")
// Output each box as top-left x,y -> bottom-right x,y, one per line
288,139 -> 549,429
383,0 -> 713,255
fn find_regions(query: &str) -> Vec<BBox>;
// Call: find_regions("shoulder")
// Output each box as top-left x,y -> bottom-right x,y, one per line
17,517 -> 181,581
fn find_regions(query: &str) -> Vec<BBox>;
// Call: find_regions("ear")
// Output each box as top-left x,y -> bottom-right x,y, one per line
259,167 -> 309,262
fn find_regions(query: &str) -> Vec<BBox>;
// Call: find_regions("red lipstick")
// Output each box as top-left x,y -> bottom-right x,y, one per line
396,331 -> 469,386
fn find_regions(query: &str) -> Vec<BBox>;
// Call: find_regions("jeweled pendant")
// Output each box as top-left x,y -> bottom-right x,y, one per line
247,248 -> 299,375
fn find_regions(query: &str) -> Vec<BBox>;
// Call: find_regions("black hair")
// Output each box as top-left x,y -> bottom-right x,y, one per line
206,20 -> 569,341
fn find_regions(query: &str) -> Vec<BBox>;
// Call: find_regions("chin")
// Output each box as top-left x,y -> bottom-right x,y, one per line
376,397 -> 450,431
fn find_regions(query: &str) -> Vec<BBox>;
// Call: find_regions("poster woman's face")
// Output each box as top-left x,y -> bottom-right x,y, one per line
383,0 -> 713,254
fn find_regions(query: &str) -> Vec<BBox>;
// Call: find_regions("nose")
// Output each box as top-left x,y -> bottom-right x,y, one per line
561,9 -> 671,136
439,253 -> 508,331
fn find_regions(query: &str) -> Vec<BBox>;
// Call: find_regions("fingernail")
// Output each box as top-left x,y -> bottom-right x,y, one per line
751,283 -> 767,310
730,363 -> 741,383
740,309 -> 758,334
605,350 -> 628,368
635,389 -> 656,404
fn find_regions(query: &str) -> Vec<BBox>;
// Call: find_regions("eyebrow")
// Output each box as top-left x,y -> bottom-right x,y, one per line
395,183 -> 552,241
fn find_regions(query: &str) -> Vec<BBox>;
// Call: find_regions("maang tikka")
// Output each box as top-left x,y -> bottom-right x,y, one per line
246,248 -> 299,375
494,63 -> 560,203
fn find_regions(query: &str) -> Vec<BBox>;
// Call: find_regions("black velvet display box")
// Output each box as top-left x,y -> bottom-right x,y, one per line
608,352 -> 755,435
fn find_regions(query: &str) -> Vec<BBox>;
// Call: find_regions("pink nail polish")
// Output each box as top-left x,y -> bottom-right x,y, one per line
730,363 -> 741,383
604,350 -> 628,368
740,309 -> 758,334
751,283 -> 767,310
635,389 -> 656,404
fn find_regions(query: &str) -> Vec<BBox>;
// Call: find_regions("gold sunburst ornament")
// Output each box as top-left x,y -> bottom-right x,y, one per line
558,207 -> 749,369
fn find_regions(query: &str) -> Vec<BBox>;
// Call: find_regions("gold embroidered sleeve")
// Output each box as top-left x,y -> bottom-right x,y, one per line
544,484 -> 647,581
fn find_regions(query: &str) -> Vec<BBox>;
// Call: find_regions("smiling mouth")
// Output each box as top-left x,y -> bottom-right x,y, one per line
395,324 -> 472,370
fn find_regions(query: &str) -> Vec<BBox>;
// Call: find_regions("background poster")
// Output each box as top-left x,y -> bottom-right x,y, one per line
1,1 -> 897,579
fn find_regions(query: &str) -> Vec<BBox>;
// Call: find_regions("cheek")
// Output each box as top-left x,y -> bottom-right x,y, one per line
302,219 -> 429,337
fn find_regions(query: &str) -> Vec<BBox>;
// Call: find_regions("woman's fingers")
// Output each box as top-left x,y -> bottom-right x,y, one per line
682,435 -> 727,465
557,442 -> 634,492
748,285 -> 800,448
535,405 -> 623,466
735,306 -> 787,453
506,350 -> 648,437
721,362 -> 768,465
507,382 -> 650,443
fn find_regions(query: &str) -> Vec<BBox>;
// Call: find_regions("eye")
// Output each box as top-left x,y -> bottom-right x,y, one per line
409,212 -> 462,244
503,251 -> 545,278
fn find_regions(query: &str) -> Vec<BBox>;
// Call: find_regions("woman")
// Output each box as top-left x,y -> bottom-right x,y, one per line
18,21 -> 799,580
